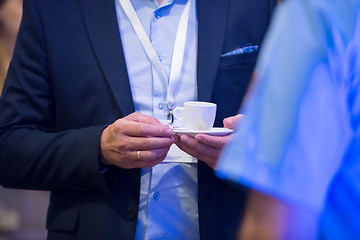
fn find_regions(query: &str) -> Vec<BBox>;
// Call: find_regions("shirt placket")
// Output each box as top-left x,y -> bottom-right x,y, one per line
147,2 -> 175,239
151,3 -> 173,122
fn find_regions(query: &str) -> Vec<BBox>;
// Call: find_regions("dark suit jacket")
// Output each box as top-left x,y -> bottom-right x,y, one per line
0,0 -> 276,239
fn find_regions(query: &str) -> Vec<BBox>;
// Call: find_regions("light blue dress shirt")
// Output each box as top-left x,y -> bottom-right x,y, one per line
217,0 -> 360,238
115,0 -> 200,239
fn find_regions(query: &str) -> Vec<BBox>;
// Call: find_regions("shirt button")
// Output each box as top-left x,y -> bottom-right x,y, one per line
153,192 -> 160,200
158,56 -> 163,62
158,103 -> 164,110
155,12 -> 161,19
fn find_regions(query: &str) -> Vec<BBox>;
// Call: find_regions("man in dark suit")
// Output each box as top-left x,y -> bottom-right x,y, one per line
0,0 -> 276,239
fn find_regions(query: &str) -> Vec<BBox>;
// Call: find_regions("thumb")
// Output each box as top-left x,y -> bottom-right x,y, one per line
223,114 -> 244,129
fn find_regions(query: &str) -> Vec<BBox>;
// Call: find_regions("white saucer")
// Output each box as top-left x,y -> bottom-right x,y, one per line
173,127 -> 234,137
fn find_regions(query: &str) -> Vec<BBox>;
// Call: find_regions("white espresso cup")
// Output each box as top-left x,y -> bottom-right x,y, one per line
173,101 -> 217,131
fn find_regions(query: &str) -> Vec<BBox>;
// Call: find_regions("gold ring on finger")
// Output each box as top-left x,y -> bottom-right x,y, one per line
137,150 -> 141,160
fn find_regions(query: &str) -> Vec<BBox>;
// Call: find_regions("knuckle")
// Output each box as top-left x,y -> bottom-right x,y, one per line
144,138 -> 151,149
144,150 -> 156,160
113,120 -> 125,133
137,124 -> 144,135
147,151 -> 156,160
116,137 -> 129,151
189,140 -> 198,149
152,117 -> 162,125
149,116 -> 158,122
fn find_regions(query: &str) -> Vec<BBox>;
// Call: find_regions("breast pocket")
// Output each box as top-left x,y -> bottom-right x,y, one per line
212,52 -> 259,125
219,52 -> 258,69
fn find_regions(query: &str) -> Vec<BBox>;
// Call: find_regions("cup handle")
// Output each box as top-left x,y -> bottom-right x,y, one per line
172,107 -> 184,121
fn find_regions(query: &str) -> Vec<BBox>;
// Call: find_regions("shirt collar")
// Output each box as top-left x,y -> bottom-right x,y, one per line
153,0 -> 174,8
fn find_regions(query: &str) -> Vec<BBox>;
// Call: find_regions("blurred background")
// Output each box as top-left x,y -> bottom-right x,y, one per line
0,0 -> 49,239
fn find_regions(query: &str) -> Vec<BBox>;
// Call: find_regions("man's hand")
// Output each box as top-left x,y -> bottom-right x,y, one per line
175,114 -> 244,169
223,114 -> 243,130
100,112 -> 176,169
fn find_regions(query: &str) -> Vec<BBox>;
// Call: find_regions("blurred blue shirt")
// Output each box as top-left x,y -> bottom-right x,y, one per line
216,0 -> 360,238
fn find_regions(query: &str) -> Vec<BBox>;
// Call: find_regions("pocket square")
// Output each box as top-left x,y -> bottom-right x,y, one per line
221,45 -> 259,57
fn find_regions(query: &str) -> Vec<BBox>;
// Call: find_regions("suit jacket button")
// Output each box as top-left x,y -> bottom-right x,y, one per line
123,209 -> 137,220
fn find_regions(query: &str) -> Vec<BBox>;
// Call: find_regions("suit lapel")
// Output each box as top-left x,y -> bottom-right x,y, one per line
197,0 -> 230,101
78,0 -> 228,113
78,0 -> 135,116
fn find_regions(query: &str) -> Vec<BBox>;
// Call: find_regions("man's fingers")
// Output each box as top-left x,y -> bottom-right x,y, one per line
140,155 -> 168,168
223,114 -> 245,129
100,113 -> 176,169
176,140 -> 199,159
116,112 -> 174,137
124,135 -> 175,150
131,147 -> 170,162
194,134 -> 232,149
124,112 -> 166,126
178,134 -> 220,160
176,138 -> 217,168
114,119 -> 174,137
110,147 -> 170,169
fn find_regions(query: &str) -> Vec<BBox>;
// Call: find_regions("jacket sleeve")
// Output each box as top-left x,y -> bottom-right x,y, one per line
0,0 -> 110,193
